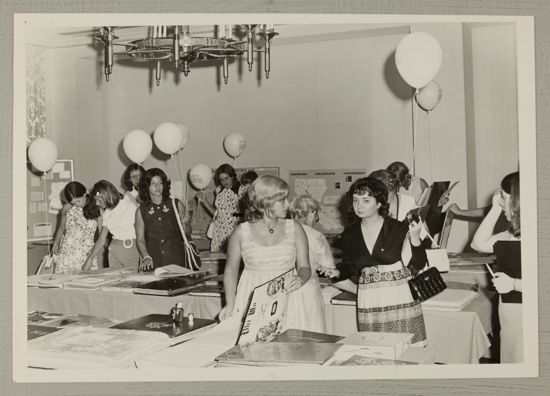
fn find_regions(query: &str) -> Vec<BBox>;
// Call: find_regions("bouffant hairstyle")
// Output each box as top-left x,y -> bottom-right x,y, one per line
214,163 -> 241,194
122,163 -> 146,192
138,168 -> 171,205
90,180 -> 121,210
245,175 -> 289,221
347,177 -> 389,217
386,161 -> 410,189
368,169 -> 400,194
289,194 -> 320,221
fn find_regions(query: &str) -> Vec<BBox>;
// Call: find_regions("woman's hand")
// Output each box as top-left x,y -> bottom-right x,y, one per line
319,267 -> 340,278
139,256 -> 154,272
492,190 -> 504,209
408,218 -> 423,246
81,258 -> 93,273
287,275 -> 305,293
218,305 -> 233,321
492,272 -> 516,294
51,242 -> 60,255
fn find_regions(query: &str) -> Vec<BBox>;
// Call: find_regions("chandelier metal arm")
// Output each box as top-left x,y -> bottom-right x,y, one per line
98,24 -> 278,85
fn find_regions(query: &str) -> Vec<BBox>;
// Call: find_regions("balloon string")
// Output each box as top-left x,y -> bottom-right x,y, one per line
427,111 -> 434,183
42,172 -> 51,254
412,89 -> 418,176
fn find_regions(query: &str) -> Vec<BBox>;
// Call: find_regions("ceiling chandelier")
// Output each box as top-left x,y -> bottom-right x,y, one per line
96,24 -> 278,86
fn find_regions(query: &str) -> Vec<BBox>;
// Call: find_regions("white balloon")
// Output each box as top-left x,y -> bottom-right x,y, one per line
176,124 -> 190,151
28,137 -> 58,172
223,133 -> 247,159
123,129 -> 152,164
154,122 -> 183,155
395,32 -> 443,89
416,81 -> 443,111
189,164 -> 213,190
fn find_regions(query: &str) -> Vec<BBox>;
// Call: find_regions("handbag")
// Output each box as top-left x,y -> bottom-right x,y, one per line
206,213 -> 216,240
172,198 -> 202,271
408,265 -> 447,302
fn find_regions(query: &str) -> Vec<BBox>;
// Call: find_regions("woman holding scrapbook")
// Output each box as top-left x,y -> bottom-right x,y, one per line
196,163 -> 246,253
471,171 -> 522,363
51,181 -> 101,273
82,180 -> 139,271
219,175 -> 315,332
135,168 -> 197,271
333,177 -> 429,346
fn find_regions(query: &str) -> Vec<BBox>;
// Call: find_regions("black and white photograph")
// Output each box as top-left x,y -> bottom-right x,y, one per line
11,12 -> 538,384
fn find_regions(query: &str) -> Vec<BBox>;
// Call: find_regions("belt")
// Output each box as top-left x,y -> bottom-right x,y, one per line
111,238 -> 135,248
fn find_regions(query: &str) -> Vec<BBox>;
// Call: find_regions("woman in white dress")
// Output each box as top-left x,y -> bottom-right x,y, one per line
219,175 -> 314,333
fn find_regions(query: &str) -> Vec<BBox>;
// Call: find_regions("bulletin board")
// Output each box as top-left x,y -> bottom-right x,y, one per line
187,166 -> 279,237
288,168 -> 368,235
27,159 -> 74,241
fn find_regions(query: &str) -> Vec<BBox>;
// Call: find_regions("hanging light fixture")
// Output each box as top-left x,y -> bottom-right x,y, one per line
96,24 -> 278,86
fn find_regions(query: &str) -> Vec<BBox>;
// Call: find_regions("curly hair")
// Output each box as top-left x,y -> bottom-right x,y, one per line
386,161 -> 410,189
245,175 -> 289,222
289,194 -> 320,221
347,177 -> 389,217
138,168 -> 171,205
368,169 -> 400,194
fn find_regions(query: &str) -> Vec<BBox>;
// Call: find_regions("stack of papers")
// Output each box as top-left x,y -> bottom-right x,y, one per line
334,331 -> 414,361
27,274 -> 87,288
270,329 -> 344,343
63,275 -> 121,289
28,326 -> 170,369
421,288 -> 479,311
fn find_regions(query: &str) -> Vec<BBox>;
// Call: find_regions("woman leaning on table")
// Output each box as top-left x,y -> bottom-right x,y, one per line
332,177 -> 429,346
82,180 -> 140,272
471,171 -> 522,363
219,175 -> 315,332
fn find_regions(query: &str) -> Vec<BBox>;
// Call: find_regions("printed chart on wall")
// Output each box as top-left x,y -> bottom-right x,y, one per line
187,167 -> 279,237
289,168 -> 368,235
27,159 -> 74,241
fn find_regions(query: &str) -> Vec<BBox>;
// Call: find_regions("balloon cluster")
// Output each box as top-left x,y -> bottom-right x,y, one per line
396,32 -> 443,112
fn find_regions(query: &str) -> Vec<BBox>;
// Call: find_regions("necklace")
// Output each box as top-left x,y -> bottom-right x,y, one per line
266,219 -> 278,234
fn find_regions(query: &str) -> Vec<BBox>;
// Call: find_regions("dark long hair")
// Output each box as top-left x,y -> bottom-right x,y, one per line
138,168 -> 171,205
122,163 -> 145,192
347,177 -> 389,217
214,163 -> 241,195
64,181 -> 100,220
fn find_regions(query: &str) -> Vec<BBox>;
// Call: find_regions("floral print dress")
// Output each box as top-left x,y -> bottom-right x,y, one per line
210,185 -> 246,252
53,205 -> 98,273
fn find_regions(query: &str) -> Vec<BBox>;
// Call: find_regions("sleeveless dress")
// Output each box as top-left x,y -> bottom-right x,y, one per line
140,199 -> 189,270
53,205 -> 98,273
233,220 -> 325,332
211,185 -> 246,252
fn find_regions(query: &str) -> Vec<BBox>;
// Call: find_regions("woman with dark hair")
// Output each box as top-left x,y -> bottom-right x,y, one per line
471,171 -> 521,362
122,163 -> 145,205
219,175 -> 313,332
135,168 -> 195,271
51,181 -> 101,273
369,169 -> 417,222
82,180 -> 139,271
333,177 -> 429,346
196,163 -> 246,252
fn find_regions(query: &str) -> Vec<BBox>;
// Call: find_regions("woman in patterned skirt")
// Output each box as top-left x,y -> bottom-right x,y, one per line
333,177 -> 429,346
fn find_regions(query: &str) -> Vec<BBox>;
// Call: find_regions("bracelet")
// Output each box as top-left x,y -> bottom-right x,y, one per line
142,255 -> 152,261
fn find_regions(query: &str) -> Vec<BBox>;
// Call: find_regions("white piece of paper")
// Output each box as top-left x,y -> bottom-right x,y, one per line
332,279 -> 357,294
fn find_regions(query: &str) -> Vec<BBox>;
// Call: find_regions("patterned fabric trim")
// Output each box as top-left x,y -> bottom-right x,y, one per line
359,266 -> 410,284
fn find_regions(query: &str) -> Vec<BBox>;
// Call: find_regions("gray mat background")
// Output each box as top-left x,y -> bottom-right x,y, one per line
1,1 -> 548,394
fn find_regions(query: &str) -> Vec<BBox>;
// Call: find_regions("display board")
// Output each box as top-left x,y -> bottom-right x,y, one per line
27,160 -> 74,241
288,168 -> 368,235
187,167 -> 279,237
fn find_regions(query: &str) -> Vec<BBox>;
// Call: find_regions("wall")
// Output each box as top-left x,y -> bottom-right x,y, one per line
37,22 -> 512,252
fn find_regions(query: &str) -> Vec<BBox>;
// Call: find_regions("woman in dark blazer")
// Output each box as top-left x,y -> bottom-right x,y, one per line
334,177 -> 429,346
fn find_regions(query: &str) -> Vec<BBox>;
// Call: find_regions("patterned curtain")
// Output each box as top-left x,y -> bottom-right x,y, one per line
26,45 -> 46,142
